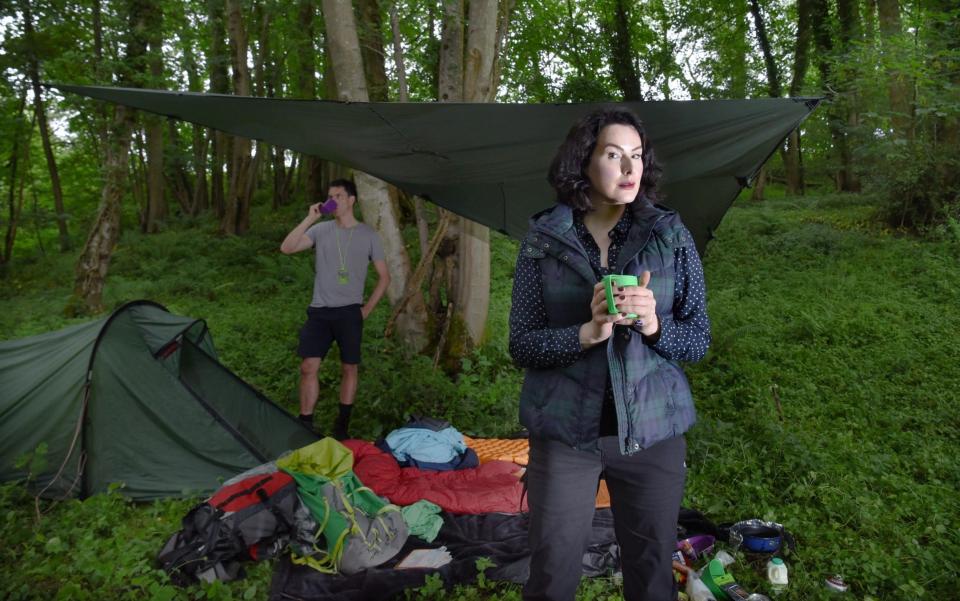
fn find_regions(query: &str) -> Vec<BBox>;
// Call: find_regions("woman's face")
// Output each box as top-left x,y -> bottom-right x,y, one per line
585,123 -> 644,207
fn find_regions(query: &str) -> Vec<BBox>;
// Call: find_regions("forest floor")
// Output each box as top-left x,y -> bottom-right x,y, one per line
2,189 -> 958,600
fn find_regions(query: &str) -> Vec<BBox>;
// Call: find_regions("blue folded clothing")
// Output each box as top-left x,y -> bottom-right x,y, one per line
378,425 -> 479,471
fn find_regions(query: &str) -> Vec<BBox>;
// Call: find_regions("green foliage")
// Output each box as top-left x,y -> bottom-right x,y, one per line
685,193 -> 960,599
14,442 -> 49,483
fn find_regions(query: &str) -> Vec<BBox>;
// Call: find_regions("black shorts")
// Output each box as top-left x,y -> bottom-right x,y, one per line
297,304 -> 363,364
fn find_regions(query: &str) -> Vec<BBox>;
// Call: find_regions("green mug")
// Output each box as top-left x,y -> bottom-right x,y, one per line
602,274 -> 638,318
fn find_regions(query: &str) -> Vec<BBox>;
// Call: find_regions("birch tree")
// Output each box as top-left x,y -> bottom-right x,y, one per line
320,0 -> 428,348
454,0 -> 502,350
70,0 -> 151,314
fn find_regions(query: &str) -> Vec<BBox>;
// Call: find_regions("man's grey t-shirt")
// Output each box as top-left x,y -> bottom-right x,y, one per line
305,221 -> 385,308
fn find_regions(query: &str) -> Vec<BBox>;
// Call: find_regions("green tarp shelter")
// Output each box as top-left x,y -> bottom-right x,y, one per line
52,84 -> 820,253
0,300 -> 317,500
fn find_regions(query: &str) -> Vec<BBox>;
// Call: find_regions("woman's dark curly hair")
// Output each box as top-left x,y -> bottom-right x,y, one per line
547,107 -> 662,211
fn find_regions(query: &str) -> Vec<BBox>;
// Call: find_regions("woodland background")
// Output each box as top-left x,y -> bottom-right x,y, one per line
1,0 -> 958,599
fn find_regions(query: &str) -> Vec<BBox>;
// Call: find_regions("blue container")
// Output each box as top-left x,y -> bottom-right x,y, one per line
742,532 -> 781,552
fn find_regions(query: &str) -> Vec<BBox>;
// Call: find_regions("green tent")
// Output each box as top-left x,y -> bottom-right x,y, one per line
51,84 -> 820,253
0,300 -> 317,500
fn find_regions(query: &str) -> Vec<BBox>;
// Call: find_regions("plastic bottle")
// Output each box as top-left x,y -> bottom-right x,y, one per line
766,557 -> 788,593
714,549 -> 736,568
686,572 -> 718,601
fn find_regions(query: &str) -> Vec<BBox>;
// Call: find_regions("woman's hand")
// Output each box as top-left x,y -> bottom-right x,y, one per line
616,271 -> 659,336
580,272 -> 659,349
579,282 -> 621,349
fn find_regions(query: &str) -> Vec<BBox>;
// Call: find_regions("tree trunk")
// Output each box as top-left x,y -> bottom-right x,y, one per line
143,2 -> 165,233
452,0 -> 501,350
751,165 -> 767,200
464,0 -> 499,103
438,0 -> 465,102
144,117 -> 166,231
92,0 -> 109,145
296,0 -> 324,204
166,121 -> 195,215
208,0 -> 230,217
247,3 -> 279,201
272,147 -> 285,209
181,27 -> 208,214
491,0 -> 514,93
784,0 -> 812,195
320,50 -> 346,192
357,0 -> 412,244
928,0 -> 960,150
836,0 -> 861,191
749,0 -> 781,97
70,0 -> 151,315
722,1 -> 748,99
810,0 -> 853,192
191,128 -> 209,214
863,0 -> 878,40
748,0 -> 781,200
429,0 -> 465,348
251,2 -> 273,200
605,0 -> 642,101
321,0 -> 427,348
389,2 -> 409,103
877,0 -> 912,139
356,0 -> 390,102
21,0 -> 70,252
132,131 -> 148,223
72,107 -> 135,314
3,86 -> 29,266
223,0 -> 254,235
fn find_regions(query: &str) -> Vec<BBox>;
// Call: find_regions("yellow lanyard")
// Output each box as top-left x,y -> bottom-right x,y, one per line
336,225 -> 355,283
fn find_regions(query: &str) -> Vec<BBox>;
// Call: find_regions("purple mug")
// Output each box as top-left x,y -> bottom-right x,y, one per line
319,197 -> 338,214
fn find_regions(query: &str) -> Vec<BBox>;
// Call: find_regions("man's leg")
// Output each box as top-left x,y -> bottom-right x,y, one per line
331,305 -> 363,440
296,307 -> 334,432
298,357 -> 322,429
333,362 -> 358,440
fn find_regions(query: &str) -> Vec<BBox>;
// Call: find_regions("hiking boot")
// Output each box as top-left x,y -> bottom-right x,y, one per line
332,423 -> 349,441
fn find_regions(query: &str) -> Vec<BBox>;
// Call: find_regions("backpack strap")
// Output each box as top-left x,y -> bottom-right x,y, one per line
213,474 -> 275,510
255,484 -> 294,532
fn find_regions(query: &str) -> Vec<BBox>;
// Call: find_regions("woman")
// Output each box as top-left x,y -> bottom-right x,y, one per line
509,107 -> 711,601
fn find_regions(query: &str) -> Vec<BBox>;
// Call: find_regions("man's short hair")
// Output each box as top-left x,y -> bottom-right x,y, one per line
329,178 -> 358,199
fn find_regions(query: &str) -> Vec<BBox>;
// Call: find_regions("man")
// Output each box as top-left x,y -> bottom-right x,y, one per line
280,179 -> 390,439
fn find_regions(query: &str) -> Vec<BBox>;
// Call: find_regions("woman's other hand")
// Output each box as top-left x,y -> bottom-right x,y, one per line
615,271 -> 659,336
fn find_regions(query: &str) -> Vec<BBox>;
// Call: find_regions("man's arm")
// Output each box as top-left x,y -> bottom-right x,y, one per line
362,259 -> 390,319
280,203 -> 322,254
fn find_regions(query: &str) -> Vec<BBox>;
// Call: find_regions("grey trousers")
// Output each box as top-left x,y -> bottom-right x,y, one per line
522,435 -> 686,601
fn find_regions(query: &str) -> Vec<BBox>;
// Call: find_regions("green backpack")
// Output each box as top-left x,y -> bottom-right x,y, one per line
278,438 -> 408,574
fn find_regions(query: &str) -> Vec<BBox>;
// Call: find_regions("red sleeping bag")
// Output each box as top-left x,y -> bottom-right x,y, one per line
342,440 -> 529,514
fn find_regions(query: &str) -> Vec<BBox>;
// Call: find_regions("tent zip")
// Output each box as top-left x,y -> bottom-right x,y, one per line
177,337 -> 268,464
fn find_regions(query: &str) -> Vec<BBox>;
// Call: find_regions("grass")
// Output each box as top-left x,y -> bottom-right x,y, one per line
1,189 -> 958,600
